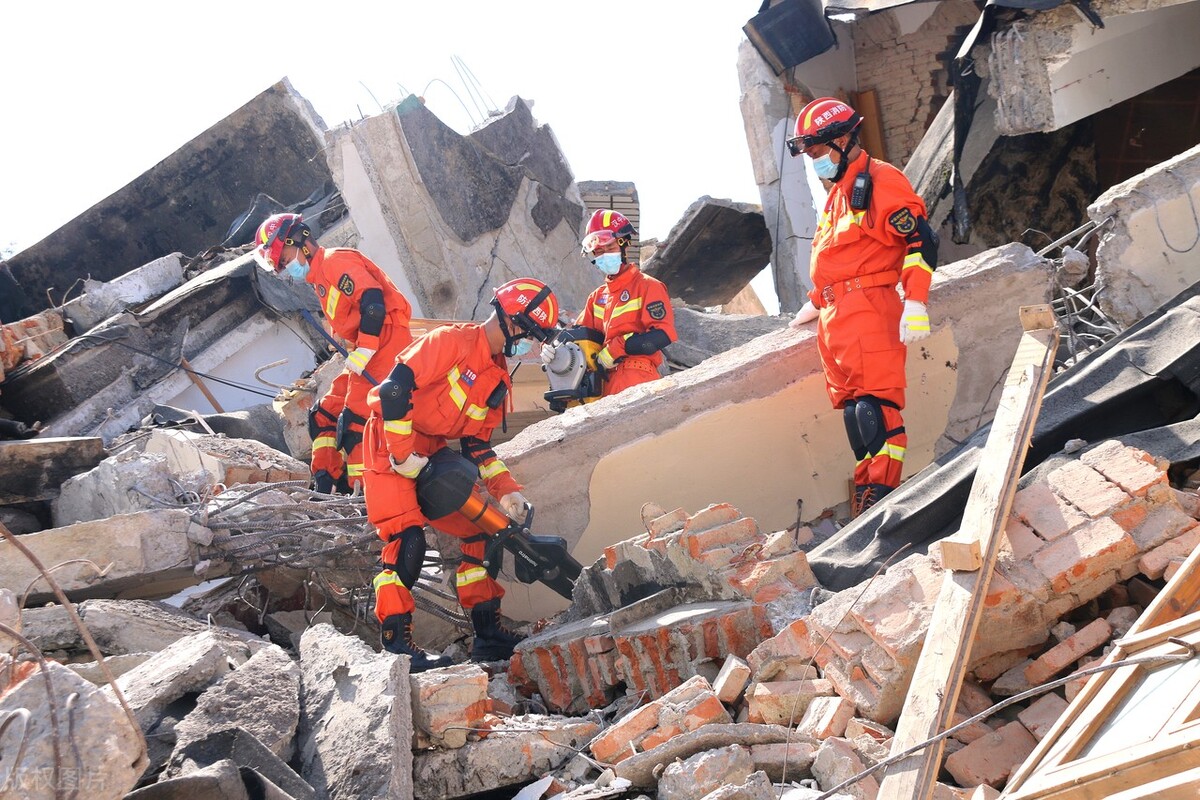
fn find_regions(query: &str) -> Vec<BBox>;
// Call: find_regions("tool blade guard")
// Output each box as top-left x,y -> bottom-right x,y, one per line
415,448 -> 581,599
543,326 -> 605,413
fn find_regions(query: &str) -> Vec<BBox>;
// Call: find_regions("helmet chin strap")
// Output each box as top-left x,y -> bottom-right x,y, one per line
492,300 -> 524,356
828,131 -> 861,184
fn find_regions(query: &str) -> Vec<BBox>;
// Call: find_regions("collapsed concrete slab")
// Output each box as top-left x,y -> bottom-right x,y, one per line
0,435 -> 105,504
323,95 -> 594,319
63,253 -> 187,333
4,79 -> 329,315
52,448 -> 177,526
1091,143 -> 1200,328
496,244 -> 1050,621
296,624 -> 413,800
0,510 -> 204,604
641,197 -> 772,307
144,429 -> 309,488
666,304 -> 789,368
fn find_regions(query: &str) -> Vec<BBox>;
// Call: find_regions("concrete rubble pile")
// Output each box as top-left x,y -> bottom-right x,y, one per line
9,429 -> 1191,799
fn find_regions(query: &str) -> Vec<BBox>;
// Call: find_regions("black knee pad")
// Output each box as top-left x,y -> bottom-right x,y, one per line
854,395 -> 888,458
843,401 -> 868,461
395,526 -> 427,589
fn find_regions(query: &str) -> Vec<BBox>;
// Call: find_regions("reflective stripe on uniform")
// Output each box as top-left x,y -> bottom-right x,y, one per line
313,434 -> 337,450
325,287 -> 342,319
384,420 -> 412,435
466,404 -> 487,421
903,253 -> 934,274
880,443 -> 906,462
447,367 -> 467,409
478,459 -> 509,479
456,566 -> 489,588
610,297 -> 643,320
347,462 -> 365,477
592,303 -> 605,319
373,570 -> 404,591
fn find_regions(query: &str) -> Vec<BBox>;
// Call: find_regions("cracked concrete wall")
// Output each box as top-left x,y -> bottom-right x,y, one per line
325,95 -> 593,321
1091,143 -> 1200,327
497,244 -> 1052,620
989,0 -> 1200,135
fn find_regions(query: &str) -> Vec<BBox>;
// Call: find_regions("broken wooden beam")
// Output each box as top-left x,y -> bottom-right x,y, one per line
0,435 -> 106,504
878,304 -> 1058,800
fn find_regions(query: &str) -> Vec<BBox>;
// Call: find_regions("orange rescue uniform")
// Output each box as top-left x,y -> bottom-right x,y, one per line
304,247 -> 413,486
363,323 -> 519,621
809,150 -> 935,492
576,263 -> 677,396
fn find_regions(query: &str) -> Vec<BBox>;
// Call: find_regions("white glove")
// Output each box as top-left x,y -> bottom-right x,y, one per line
789,301 -> 819,329
499,491 -> 529,520
345,347 -> 377,375
596,346 -> 617,370
389,452 -> 428,479
899,300 -> 931,344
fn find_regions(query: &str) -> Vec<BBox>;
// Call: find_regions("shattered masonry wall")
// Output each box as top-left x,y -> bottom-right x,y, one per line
324,95 -> 595,320
989,0 -> 1200,135
497,244 -> 1051,621
850,0 -> 980,165
5,79 -> 329,315
1091,142 -> 1200,328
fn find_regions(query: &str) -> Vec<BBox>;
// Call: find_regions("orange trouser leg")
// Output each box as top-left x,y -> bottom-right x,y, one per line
852,405 -> 907,490
428,511 -> 504,610
363,417 -> 427,623
816,287 -> 906,410
602,358 -> 659,397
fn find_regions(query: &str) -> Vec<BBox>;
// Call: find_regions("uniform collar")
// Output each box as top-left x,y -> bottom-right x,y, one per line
832,150 -> 870,189
305,246 -> 328,285
604,262 -> 639,289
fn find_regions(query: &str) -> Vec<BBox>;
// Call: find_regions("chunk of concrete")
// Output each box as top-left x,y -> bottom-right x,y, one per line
0,660 -> 144,799
0,510 -> 200,604
172,644 -> 300,761
106,630 -> 237,733
698,770 -> 775,800
297,623 -> 412,800
144,429 -> 308,488
613,723 -> 805,788
657,744 -> 755,800
65,253 -> 187,332
668,304 -> 788,368
52,448 -> 177,526
410,663 -> 489,749
412,716 -> 600,800
161,728 -> 316,800
642,197 -> 772,307
78,599 -> 259,656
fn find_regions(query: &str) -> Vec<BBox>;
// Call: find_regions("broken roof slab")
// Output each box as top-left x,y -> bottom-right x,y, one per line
989,0 -> 1200,135
496,243 -> 1052,620
4,79 -> 328,316
641,197 -> 773,307
324,95 -> 593,319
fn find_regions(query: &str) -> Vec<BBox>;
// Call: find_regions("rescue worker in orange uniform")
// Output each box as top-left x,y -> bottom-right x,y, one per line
253,213 -> 414,493
363,278 -> 560,671
786,98 -> 938,517
541,210 -> 677,397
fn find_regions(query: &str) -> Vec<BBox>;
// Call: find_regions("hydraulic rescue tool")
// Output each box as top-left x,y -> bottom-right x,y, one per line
541,326 -> 605,413
414,448 -> 582,599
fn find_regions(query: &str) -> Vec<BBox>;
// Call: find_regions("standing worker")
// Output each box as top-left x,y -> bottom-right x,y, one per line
253,213 -> 414,493
542,210 -> 677,397
363,278 -> 560,671
786,98 -> 938,517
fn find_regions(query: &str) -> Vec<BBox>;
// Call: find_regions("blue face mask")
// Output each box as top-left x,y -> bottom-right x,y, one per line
508,338 -> 534,357
284,258 -> 309,281
593,253 -> 622,275
811,153 -> 839,180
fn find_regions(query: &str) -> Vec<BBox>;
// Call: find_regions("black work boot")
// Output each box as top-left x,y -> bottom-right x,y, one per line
852,483 -> 894,518
469,599 -> 525,662
381,613 -> 451,673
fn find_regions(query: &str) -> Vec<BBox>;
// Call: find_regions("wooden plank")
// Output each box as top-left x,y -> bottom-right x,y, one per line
0,436 -> 106,504
878,305 -> 1058,800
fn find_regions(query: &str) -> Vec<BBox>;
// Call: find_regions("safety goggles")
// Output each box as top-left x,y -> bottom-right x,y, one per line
581,230 -> 619,258
786,134 -> 829,158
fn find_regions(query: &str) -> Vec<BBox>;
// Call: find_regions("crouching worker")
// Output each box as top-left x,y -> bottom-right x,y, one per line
362,278 -> 560,672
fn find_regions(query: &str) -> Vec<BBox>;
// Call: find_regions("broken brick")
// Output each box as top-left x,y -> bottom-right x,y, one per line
713,655 -> 752,704
1017,691 -> 1069,740
796,695 -> 856,740
1080,441 -> 1168,498
1047,461 -> 1132,519
1011,482 -> 1088,541
1025,618 -> 1112,686
944,721 -> 1038,788
746,678 -> 835,726
1137,524 -> 1200,579
682,503 -> 741,534
589,676 -> 730,764
1031,517 -> 1137,594
682,516 -> 760,560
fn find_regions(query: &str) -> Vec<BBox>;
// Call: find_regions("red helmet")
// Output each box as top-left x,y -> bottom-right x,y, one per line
492,278 -> 560,342
787,98 -> 863,157
581,209 -> 637,257
252,213 -> 310,273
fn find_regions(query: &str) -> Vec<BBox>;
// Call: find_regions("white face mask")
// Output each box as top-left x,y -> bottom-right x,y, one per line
593,253 -> 622,275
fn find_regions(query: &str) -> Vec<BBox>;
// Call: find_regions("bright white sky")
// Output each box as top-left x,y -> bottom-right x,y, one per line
1,1 -> 767,266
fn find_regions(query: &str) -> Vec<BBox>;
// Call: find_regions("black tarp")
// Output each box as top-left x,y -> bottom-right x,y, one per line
808,282 -> 1200,590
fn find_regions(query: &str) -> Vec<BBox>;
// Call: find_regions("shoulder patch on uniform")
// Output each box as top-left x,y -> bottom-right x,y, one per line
888,208 -> 918,236
647,300 -> 667,321
337,273 -> 355,296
